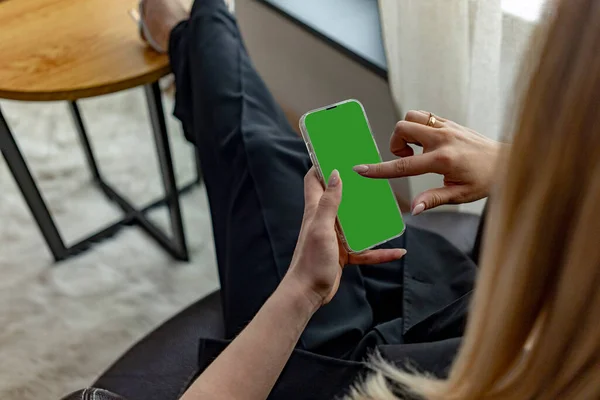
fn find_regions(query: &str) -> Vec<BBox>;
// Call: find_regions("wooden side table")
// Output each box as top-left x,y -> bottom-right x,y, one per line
0,0 -> 199,262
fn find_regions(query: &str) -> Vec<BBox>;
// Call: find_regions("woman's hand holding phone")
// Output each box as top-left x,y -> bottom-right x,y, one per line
353,110 -> 503,215
285,168 -> 406,308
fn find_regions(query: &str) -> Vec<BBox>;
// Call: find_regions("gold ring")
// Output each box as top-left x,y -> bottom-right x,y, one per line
426,113 -> 437,127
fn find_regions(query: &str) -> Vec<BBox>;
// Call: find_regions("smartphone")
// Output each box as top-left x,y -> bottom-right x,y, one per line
299,99 -> 405,253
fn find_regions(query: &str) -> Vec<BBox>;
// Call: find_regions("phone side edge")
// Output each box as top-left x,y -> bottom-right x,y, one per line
299,111 -> 326,188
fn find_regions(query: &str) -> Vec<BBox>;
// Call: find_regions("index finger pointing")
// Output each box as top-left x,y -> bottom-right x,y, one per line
353,154 -> 440,179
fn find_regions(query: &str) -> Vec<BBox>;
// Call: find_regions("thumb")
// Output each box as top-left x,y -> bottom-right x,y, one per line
315,169 -> 343,224
412,186 -> 464,215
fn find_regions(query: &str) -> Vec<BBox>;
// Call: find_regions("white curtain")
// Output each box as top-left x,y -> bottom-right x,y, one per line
379,0 -> 527,214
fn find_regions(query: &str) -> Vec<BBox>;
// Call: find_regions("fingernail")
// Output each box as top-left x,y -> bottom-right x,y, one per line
353,165 -> 369,174
328,169 -> 340,187
397,249 -> 407,257
412,203 -> 425,216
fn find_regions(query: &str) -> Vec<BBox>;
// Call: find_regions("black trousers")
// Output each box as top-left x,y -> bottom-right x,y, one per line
169,0 -> 476,377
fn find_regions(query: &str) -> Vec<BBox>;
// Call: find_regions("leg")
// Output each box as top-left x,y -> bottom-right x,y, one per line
167,0 -> 374,357
194,147 -> 203,184
69,101 -> 103,183
0,107 -> 68,262
342,223 -> 476,363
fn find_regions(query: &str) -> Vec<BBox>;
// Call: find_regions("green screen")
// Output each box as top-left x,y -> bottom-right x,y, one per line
303,100 -> 404,252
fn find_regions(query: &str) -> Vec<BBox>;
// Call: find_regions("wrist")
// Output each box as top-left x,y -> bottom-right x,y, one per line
487,140 -> 507,191
279,273 -> 322,315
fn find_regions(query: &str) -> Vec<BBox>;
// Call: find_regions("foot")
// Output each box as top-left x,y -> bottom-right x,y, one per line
141,0 -> 188,52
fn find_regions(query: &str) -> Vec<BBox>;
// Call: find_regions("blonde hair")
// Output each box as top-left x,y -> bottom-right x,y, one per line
350,0 -> 600,398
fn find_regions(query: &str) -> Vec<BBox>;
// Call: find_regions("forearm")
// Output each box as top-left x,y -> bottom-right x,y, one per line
180,276 -> 319,400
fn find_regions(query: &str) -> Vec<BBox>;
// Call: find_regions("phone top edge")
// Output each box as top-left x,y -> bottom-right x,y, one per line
301,99 -> 362,117
300,99 -> 364,147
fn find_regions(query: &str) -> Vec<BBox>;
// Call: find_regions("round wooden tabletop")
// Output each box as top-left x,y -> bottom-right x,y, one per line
0,0 -> 170,102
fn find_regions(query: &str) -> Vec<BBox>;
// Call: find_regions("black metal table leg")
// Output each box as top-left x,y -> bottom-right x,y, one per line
0,107 -> 68,262
145,82 -> 189,261
0,86 -> 198,264
69,101 -> 102,183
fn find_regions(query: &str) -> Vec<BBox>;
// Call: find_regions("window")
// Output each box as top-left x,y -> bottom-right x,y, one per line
502,0 -> 547,21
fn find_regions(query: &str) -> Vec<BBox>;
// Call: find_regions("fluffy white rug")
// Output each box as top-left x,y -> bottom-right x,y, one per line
0,85 -> 220,400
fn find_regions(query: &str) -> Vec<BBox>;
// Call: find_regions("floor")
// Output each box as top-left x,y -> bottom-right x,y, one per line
0,85 -> 219,400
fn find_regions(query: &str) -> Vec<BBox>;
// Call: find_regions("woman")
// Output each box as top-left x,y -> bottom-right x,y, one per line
137,0 -> 599,398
